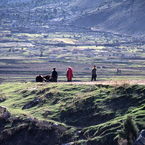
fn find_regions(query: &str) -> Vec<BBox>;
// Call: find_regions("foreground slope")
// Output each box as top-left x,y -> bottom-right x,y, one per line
0,82 -> 145,145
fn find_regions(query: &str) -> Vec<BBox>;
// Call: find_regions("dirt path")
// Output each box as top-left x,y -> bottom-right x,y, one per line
57,80 -> 145,86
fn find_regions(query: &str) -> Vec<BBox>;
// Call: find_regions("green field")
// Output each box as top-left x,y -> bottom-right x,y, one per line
0,30 -> 145,83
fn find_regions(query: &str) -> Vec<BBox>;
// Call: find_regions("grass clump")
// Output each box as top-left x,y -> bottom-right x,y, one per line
118,115 -> 139,145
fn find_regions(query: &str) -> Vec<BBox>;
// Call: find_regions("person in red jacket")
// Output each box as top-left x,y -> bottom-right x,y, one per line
66,67 -> 73,82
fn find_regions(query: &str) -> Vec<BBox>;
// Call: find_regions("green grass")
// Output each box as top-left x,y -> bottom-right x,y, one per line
0,82 -> 145,144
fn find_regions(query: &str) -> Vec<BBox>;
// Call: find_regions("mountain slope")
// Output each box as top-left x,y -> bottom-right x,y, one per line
70,0 -> 145,35
68,0 -> 106,10
0,0 -> 31,5
1,0 -> 145,35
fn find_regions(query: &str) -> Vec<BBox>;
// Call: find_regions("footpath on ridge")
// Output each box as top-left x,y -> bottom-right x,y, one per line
56,80 -> 145,85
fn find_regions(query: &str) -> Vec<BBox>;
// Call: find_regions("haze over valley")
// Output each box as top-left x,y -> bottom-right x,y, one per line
0,0 -> 145,83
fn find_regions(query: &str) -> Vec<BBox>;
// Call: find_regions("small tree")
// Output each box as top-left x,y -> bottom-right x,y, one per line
118,115 -> 139,145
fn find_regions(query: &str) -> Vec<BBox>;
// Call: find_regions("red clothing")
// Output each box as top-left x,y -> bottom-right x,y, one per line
67,67 -> 73,81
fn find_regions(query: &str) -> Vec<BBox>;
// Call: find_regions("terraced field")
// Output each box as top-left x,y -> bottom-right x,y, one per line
0,29 -> 145,83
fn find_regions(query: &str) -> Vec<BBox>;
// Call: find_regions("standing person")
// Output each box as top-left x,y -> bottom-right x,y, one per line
51,68 -> 58,82
91,65 -> 97,81
66,67 -> 73,82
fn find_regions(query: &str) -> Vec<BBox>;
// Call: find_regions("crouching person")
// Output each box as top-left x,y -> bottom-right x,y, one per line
43,74 -> 52,82
36,75 -> 43,82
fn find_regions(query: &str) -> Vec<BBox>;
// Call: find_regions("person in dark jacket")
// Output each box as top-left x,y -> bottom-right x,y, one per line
51,68 -> 58,82
91,65 -> 97,81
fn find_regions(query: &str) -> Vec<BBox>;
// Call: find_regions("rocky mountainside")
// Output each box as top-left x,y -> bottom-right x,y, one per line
70,0 -> 145,35
68,0 -> 106,10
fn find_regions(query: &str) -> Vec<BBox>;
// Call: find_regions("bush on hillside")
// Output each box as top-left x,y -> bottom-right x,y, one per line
118,115 -> 139,145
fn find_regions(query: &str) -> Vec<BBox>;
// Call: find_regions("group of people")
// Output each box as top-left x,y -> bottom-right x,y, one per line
51,66 -> 74,82
36,65 -> 97,82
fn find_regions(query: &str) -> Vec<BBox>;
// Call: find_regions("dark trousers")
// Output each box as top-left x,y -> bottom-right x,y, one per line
91,74 -> 97,81
67,79 -> 72,82
52,77 -> 57,82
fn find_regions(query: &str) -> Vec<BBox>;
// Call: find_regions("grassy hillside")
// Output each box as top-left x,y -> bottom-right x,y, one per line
0,82 -> 145,145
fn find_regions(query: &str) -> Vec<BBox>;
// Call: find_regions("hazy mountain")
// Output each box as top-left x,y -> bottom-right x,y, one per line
0,0 -> 31,5
1,0 -> 145,35
68,0 -> 106,10
70,0 -> 145,35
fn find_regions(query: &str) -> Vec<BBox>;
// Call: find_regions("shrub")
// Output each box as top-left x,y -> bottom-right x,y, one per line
118,115 -> 139,145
